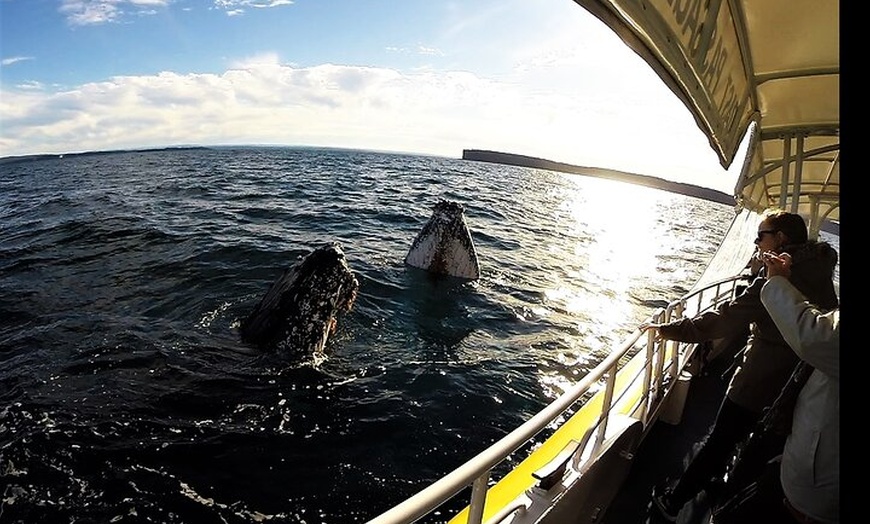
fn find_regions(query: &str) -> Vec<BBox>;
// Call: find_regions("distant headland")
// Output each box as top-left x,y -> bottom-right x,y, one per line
0,146 -> 211,166
462,149 -> 735,206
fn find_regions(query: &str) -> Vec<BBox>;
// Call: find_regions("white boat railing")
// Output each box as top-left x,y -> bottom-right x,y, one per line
368,274 -> 750,524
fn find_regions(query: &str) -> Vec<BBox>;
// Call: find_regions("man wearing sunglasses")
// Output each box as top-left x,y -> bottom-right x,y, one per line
646,208 -> 838,522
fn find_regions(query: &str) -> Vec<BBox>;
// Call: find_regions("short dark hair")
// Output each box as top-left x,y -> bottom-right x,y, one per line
763,208 -> 808,244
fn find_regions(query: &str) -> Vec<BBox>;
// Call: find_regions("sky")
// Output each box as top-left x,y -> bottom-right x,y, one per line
0,0 -> 744,193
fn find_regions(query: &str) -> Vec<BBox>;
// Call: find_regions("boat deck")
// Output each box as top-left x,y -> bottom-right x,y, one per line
600,355 -> 735,524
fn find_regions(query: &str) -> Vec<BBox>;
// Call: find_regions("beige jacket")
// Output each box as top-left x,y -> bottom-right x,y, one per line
761,276 -> 839,524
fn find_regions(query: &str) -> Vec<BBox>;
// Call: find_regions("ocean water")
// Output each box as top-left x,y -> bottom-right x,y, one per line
0,147 -> 741,523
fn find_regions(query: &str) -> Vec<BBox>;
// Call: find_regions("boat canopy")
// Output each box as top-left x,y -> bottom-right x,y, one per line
573,0 -> 839,236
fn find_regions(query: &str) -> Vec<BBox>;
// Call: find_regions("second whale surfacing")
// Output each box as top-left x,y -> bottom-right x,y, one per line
404,200 -> 480,280
240,242 -> 359,354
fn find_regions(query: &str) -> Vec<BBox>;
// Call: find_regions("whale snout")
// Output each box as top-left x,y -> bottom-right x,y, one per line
404,200 -> 480,280
240,242 -> 359,354
304,243 -> 359,312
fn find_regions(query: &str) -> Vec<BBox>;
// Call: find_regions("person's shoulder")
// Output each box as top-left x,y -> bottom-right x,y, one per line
789,241 -> 838,269
734,275 -> 765,301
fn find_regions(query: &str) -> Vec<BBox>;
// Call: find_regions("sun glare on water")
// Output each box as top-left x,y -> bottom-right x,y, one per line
535,175 -> 664,396
578,178 -> 661,294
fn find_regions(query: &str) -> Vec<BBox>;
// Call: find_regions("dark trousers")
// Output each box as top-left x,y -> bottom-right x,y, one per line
671,396 -> 758,505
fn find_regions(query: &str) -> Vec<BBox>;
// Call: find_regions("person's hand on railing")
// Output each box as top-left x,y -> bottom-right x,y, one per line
638,321 -> 664,336
638,322 -> 665,343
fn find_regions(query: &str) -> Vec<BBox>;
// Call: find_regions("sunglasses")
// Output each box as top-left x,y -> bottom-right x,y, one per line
754,229 -> 778,243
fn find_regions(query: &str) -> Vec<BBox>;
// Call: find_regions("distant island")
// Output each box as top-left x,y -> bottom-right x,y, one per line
462,149 -> 736,206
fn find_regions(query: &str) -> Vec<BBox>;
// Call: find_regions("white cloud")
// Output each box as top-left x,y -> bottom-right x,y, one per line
0,60 -> 732,192
1,56 -> 35,67
59,0 -> 171,26
15,81 -> 45,91
416,46 -> 444,57
386,45 -> 444,57
0,63 -> 522,155
60,0 -> 121,25
213,0 -> 294,14
229,52 -> 282,69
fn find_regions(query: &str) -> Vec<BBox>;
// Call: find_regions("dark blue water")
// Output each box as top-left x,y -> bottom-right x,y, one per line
0,147 -> 737,523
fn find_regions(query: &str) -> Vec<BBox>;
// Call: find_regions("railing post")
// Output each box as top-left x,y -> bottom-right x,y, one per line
653,308 -> 670,401
467,471 -> 492,524
670,302 -> 684,374
594,363 -> 618,449
642,309 -> 663,424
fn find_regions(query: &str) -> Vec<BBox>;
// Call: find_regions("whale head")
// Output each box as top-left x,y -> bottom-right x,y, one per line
240,243 -> 359,354
404,200 -> 480,280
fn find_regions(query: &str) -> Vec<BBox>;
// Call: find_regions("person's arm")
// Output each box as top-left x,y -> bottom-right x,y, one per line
642,276 -> 765,342
760,275 -> 839,379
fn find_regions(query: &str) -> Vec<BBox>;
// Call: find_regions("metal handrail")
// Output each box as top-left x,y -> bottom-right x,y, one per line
367,275 -> 747,524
